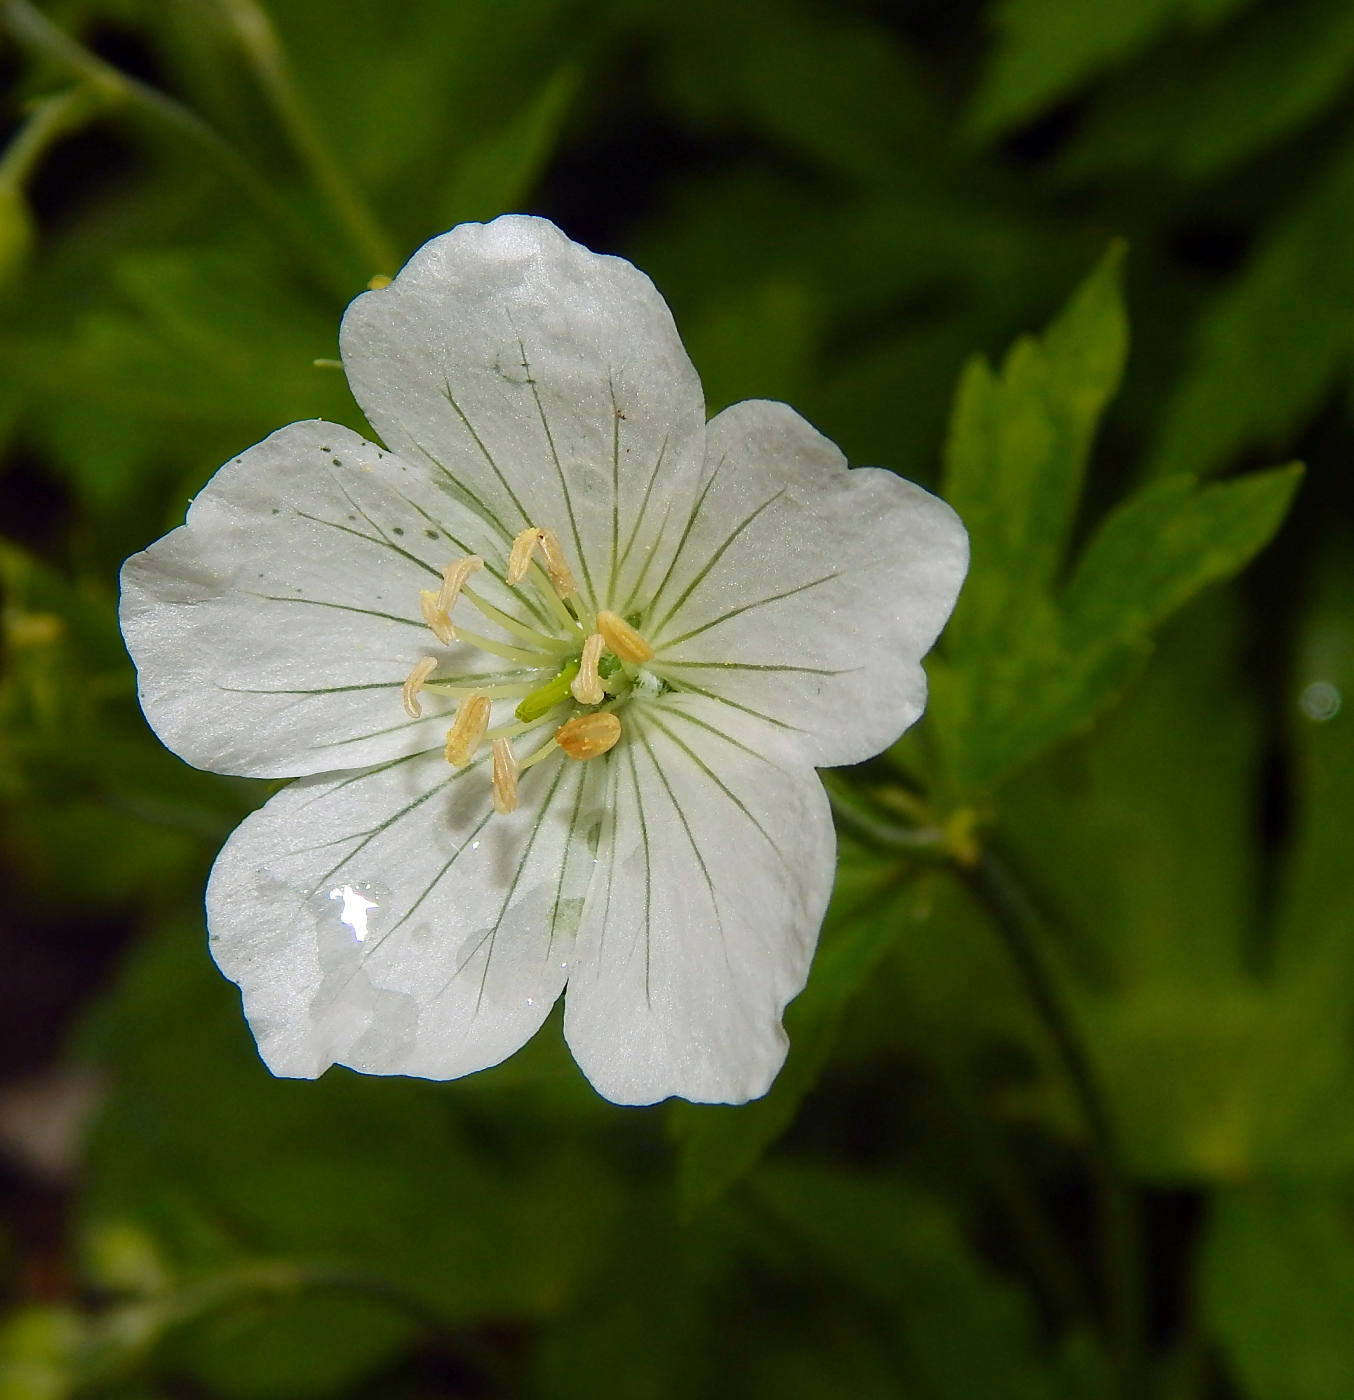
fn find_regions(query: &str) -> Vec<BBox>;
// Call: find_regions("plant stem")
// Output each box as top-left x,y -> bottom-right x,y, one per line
216,0 -> 398,276
959,848 -> 1144,1395
1,0 -> 350,295
0,85 -> 99,189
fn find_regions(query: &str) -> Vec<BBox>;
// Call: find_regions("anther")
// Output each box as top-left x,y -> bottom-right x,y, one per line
401,656 -> 438,718
555,711 -> 621,760
491,738 -> 519,814
537,528 -> 579,598
505,526 -> 579,597
571,633 -> 606,705
420,589 -> 454,645
596,611 -> 655,664
420,555 -> 483,644
444,694 -> 491,767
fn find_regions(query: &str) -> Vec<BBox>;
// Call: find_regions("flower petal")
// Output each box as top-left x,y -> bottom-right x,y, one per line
644,400 -> 969,768
339,216 -> 709,612
563,695 -> 834,1105
120,421 -> 551,778
207,747 -> 600,1079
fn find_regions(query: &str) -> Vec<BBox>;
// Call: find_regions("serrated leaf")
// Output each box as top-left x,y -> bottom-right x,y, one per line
942,242 -> 1127,656
931,250 -> 1299,790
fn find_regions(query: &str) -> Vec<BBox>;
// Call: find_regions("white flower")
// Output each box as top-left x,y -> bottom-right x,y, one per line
119,216 -> 967,1105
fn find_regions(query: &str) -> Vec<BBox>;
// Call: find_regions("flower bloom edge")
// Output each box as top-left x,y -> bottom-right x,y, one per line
118,216 -> 968,1106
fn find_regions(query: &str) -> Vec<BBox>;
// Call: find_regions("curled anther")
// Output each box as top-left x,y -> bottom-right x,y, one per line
571,632 -> 606,705
596,611 -> 655,664
420,555 -> 483,643
420,589 -> 453,645
556,711 -> 621,760
444,693 -> 491,767
506,526 -> 579,597
491,738 -> 519,814
401,656 -> 438,718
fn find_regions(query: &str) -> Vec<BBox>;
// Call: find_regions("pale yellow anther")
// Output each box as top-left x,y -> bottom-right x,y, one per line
555,711 -> 622,760
420,589 -> 454,645
444,694 -> 491,767
536,527 -> 579,598
420,555 -> 482,644
401,656 -> 438,718
505,525 -> 579,597
596,611 -> 655,664
506,527 -> 544,586
491,738 -> 519,814
437,555 -> 483,613
571,632 -> 606,705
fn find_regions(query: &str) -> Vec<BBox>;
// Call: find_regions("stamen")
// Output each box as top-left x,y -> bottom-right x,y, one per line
505,526 -> 579,598
420,555 -> 483,643
491,738 -> 519,814
437,555 -> 483,615
507,527 -> 544,585
420,589 -> 454,645
555,711 -> 622,760
517,736 -> 560,771
401,656 -> 438,718
571,632 -> 606,705
537,528 -> 579,598
461,585 -> 573,653
596,611 -> 655,664
444,694 -> 491,767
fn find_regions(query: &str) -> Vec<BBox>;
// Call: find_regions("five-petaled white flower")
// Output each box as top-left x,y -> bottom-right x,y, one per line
119,216 -> 967,1105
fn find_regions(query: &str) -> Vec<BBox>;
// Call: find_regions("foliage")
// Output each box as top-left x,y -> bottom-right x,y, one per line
0,0 -> 1350,1397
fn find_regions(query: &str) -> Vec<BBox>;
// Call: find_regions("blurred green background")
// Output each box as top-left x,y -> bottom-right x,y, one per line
0,0 -> 1351,1395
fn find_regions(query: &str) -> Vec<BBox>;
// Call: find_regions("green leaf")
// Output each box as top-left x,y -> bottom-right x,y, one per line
749,1164 -> 1109,1400
968,0 -> 1258,138
441,65 -> 580,227
668,856 -> 911,1218
1273,537 -> 1354,976
1149,136 -> 1354,478
1057,464 -> 1303,715
0,1307 -> 83,1400
942,241 -> 1128,655
930,249 -> 1300,790
75,919 -> 615,1338
1064,0 -> 1354,179
1205,1185 -> 1354,1400
12,246 -> 364,512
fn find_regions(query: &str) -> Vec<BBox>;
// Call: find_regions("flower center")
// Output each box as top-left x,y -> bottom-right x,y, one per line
401,526 -> 657,813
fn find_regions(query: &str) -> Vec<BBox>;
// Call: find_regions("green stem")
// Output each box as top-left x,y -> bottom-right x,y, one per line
959,849 -> 1144,1395
215,0 -> 398,275
1,0 -> 349,294
0,85 -> 99,189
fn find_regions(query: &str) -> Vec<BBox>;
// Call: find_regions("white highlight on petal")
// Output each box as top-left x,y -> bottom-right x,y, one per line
330,885 -> 378,942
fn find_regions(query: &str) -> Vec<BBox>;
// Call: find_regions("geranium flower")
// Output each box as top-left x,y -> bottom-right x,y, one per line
119,217 -> 967,1105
